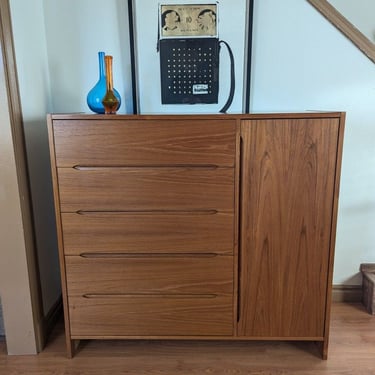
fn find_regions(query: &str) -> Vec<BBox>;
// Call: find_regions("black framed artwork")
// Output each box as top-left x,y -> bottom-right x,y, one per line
128,0 -> 254,114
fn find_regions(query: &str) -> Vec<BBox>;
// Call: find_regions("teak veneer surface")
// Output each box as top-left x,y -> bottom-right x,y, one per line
61,211 -> 234,255
57,167 -> 234,212
239,118 -> 340,339
65,255 -> 233,295
53,119 -> 236,167
69,294 -> 234,336
47,113 -> 345,359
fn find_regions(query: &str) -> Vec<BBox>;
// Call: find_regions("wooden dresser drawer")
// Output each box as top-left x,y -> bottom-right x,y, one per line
65,255 -> 233,295
58,167 -> 234,212
69,294 -> 233,337
52,119 -> 236,167
61,212 -> 234,255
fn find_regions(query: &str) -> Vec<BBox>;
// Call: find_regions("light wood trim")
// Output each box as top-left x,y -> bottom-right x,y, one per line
322,112 -> 346,359
307,0 -> 375,63
46,116 -> 74,358
232,119 -> 241,335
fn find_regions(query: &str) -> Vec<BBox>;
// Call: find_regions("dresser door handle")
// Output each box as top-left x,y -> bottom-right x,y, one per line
75,209 -> 219,215
79,252 -> 219,259
72,164 -> 220,170
82,293 -> 218,299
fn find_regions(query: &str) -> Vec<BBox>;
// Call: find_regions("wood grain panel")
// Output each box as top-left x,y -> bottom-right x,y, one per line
52,119 -> 236,167
57,167 -> 234,212
238,118 -> 340,338
69,295 -> 233,336
65,255 -> 233,295
46,113 -> 345,358
61,212 -> 234,255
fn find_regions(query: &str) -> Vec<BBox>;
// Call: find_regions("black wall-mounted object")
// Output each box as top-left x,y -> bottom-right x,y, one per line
127,0 -> 254,114
159,38 -> 220,105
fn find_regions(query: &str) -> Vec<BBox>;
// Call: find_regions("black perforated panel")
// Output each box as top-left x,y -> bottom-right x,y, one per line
159,38 -> 219,104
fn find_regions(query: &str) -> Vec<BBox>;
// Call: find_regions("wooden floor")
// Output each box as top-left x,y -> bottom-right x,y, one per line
0,303 -> 374,374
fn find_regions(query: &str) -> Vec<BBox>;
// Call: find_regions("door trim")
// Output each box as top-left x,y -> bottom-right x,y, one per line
0,0 -> 44,354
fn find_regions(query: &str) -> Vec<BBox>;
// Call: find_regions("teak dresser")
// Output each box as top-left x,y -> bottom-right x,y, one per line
47,112 -> 345,359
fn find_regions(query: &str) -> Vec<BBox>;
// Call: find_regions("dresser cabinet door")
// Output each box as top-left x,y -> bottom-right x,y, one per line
238,118 -> 340,338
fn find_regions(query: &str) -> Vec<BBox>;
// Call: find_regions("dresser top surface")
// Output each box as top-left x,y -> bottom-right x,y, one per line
48,112 -> 345,121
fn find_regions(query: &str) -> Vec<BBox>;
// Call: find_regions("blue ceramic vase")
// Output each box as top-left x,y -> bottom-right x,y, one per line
86,51 -> 121,114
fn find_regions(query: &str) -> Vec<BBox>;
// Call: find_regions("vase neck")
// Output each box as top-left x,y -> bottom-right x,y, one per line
98,51 -> 105,79
104,55 -> 114,91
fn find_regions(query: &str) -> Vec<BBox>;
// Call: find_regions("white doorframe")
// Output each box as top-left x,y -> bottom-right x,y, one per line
0,0 -> 43,355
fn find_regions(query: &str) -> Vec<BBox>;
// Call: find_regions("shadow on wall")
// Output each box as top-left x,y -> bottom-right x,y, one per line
23,119 -> 61,314
0,298 -> 4,336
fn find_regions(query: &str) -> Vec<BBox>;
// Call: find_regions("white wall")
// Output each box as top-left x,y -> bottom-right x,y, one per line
250,0 -> 375,284
43,0 -> 133,114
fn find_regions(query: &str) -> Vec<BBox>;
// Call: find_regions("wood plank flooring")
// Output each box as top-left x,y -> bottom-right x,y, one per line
0,303 -> 374,374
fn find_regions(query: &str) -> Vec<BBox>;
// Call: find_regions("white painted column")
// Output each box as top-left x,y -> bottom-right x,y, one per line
0,47 -> 38,355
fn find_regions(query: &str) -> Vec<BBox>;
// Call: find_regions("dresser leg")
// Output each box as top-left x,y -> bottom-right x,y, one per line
66,339 -> 80,358
316,340 -> 328,360
66,338 -> 74,358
